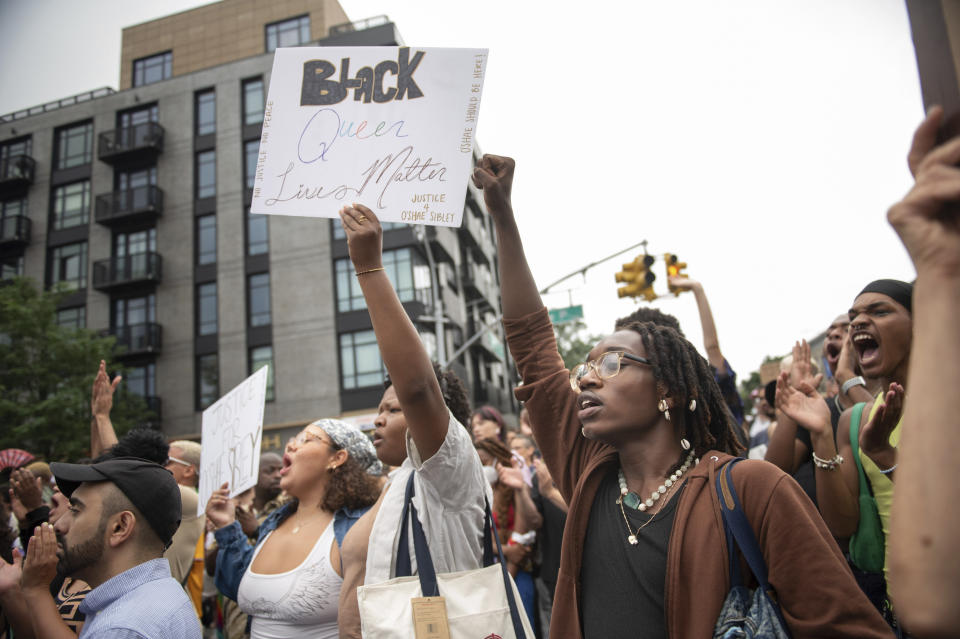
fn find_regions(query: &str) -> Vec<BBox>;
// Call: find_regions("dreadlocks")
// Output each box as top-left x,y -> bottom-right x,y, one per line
620,320 -> 743,457
615,307 -> 685,338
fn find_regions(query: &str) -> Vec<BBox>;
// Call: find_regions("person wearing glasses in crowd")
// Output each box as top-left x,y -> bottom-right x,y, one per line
207,419 -> 381,639
335,204 -> 489,639
473,153 -> 892,638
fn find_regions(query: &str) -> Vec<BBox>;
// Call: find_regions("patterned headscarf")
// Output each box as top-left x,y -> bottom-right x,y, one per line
308,418 -> 382,476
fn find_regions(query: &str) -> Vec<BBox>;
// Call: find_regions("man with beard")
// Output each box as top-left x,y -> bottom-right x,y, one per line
49,457 -> 201,638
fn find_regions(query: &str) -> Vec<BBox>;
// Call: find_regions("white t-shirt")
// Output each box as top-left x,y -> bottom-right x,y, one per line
363,412 -> 491,585
238,520 -> 340,639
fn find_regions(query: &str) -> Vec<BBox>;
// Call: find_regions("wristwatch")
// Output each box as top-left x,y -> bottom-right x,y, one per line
841,375 -> 866,396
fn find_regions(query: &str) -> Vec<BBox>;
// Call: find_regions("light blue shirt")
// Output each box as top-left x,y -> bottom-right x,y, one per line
79,558 -> 201,638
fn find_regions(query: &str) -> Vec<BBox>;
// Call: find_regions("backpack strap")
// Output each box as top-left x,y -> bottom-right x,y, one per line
716,459 -> 790,632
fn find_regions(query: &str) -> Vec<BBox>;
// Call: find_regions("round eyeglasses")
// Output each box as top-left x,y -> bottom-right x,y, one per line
569,351 -> 652,392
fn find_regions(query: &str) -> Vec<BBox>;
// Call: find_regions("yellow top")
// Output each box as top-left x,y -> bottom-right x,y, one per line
860,392 -> 901,584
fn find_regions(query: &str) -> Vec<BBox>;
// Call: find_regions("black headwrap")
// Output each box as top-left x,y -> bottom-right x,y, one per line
857,279 -> 913,314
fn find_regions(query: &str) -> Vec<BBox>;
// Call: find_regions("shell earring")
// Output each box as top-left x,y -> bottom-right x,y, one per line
658,398 -> 671,422
689,399 -> 697,412
681,438 -> 691,451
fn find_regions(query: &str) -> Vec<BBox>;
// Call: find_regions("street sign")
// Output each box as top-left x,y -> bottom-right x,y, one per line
549,305 -> 584,324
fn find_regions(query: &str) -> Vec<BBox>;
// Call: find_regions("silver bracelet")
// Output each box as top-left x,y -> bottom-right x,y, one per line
812,452 -> 843,470
878,463 -> 897,475
841,375 -> 866,395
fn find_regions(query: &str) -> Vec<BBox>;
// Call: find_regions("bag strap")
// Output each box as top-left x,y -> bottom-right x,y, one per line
716,459 -> 791,633
395,472 -> 528,638
848,403 -> 873,498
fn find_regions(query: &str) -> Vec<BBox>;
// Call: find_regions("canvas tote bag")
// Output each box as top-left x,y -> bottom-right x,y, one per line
357,472 -> 533,639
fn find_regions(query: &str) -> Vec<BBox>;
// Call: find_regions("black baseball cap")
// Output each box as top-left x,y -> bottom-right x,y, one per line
51,457 -> 182,547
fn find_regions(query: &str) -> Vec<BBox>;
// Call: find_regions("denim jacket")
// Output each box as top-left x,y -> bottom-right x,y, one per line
214,502 -> 369,601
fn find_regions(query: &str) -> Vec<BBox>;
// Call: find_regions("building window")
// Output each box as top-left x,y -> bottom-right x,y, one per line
118,104 -> 158,129
197,282 -> 218,336
244,140 -> 259,189
127,363 -> 157,399
197,353 -> 219,410
57,306 -> 86,330
335,248 -> 421,312
197,215 -> 216,265
248,273 -> 271,327
1,199 -> 27,232
265,15 -> 310,52
250,345 -> 275,401
133,51 -> 172,87
115,228 -> 156,257
116,166 -> 156,191
114,293 -> 156,328
247,213 -> 268,255
339,330 -> 386,389
50,242 -> 87,291
1,137 -> 32,162
196,150 -> 216,199
51,181 -> 90,230
195,90 -> 216,136
55,122 -> 93,170
1,255 -> 24,280
242,78 -> 265,126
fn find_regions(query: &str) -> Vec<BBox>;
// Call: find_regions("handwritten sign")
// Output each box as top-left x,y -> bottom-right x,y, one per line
197,366 -> 269,517
250,46 -> 488,227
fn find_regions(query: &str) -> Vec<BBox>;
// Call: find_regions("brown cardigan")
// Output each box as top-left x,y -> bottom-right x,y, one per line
503,307 -> 892,639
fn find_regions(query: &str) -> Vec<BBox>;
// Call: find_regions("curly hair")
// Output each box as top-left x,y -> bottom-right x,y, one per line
321,455 -> 381,512
620,321 -> 743,460
614,307 -> 684,337
474,437 -> 515,544
384,362 -> 472,431
94,427 -> 169,465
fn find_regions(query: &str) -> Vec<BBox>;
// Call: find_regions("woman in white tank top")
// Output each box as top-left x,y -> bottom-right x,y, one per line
207,419 -> 382,639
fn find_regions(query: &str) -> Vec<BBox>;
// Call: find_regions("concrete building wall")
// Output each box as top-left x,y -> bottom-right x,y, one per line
119,0 -> 350,89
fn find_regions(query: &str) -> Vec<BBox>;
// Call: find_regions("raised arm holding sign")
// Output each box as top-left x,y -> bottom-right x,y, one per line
197,366 -> 269,517
250,46 -> 487,225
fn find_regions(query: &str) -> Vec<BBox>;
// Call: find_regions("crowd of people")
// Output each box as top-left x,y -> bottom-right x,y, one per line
0,107 -> 958,638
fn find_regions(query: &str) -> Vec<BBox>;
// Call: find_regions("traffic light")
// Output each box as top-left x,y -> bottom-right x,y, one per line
615,254 -> 656,300
664,253 -> 689,296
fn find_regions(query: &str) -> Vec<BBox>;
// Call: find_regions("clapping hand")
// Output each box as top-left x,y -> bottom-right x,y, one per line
860,382 -> 904,462
21,523 -> 58,592
775,371 -> 829,435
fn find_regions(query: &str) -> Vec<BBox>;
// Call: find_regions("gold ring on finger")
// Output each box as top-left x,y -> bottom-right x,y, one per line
357,215 -> 367,223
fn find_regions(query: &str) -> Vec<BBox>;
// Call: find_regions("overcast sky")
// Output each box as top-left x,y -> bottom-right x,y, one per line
0,0 -> 925,380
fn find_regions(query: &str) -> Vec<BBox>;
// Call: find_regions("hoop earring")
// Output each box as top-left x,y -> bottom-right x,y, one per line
658,398 -> 671,422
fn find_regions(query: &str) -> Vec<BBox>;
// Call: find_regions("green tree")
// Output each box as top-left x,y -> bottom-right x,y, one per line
0,278 -> 154,461
554,319 -> 604,370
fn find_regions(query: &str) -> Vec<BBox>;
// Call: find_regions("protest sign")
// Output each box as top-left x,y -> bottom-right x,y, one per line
197,366 -> 269,517
250,46 -> 487,227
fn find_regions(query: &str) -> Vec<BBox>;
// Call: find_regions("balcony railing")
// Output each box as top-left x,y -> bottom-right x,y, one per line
98,122 -> 164,165
106,322 -> 162,357
0,154 -> 36,196
0,215 -> 31,250
92,252 -> 162,291
95,185 -> 163,227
